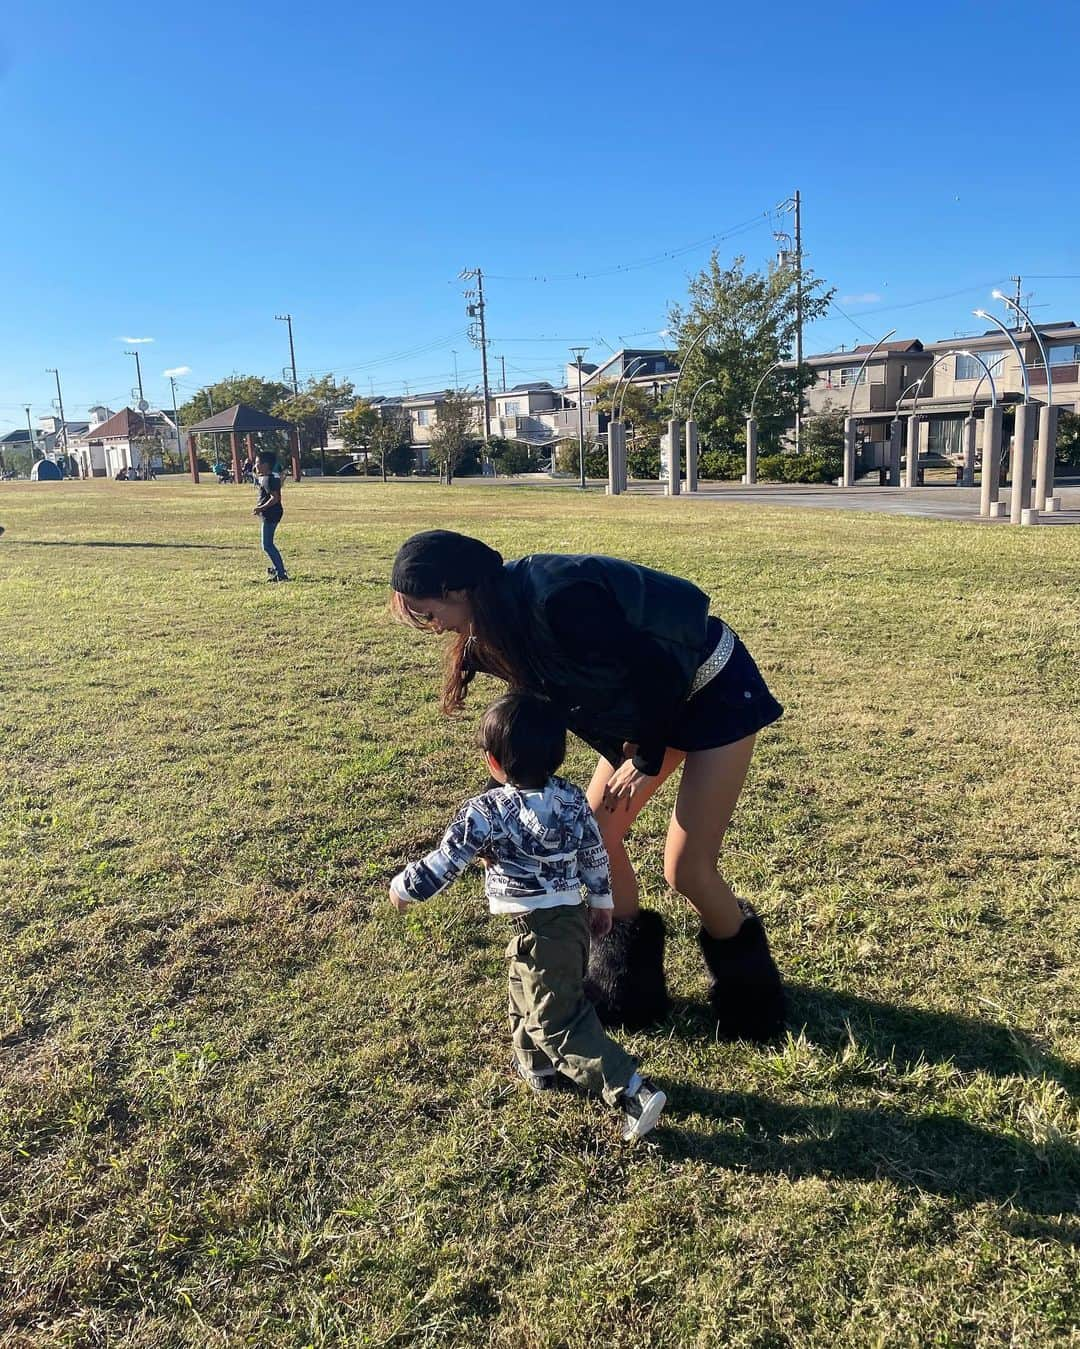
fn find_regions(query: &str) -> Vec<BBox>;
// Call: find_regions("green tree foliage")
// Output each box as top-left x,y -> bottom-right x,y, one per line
1056,408 -> 1080,467
370,405 -> 415,477
667,252 -> 834,456
428,388 -> 482,483
274,376 -> 356,465
337,399 -> 381,469
178,375 -> 292,427
487,437 -> 539,475
802,405 -> 846,457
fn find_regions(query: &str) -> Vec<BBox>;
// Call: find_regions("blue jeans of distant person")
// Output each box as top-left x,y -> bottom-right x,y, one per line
261,517 -> 286,578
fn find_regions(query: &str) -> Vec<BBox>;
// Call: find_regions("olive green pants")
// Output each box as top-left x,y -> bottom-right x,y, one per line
506,904 -> 637,1108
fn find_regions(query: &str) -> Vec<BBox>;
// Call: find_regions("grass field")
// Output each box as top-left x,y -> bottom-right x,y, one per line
1,478 -> 1078,1348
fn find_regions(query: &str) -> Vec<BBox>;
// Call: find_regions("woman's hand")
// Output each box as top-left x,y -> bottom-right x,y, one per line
601,743 -> 655,813
589,907 -> 614,938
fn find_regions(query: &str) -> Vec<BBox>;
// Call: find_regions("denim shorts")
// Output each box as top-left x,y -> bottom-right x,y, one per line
666,617 -> 784,753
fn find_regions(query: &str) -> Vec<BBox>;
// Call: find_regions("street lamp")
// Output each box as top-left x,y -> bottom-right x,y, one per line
570,347 -> 587,489
688,377 -> 716,424
974,308 -> 1036,522
991,289 -> 1058,511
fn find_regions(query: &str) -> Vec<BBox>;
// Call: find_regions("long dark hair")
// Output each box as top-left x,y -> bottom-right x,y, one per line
391,570 -> 541,715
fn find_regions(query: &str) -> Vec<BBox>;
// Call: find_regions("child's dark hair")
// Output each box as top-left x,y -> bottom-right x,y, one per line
257,449 -> 277,468
479,692 -> 565,790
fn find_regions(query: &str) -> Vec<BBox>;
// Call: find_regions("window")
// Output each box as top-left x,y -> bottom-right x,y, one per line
839,367 -> 862,387
416,409 -> 430,427
1047,344 -> 1080,366
955,351 -> 1006,381
502,401 -> 521,416
927,417 -> 963,456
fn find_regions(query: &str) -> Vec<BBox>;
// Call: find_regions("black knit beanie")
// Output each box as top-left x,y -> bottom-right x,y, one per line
391,530 -> 504,597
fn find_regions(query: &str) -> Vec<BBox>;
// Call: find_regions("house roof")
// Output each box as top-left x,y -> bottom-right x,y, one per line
852,339 -> 923,354
499,382 -> 554,395
187,403 -> 294,433
0,428 -> 35,445
83,407 -> 172,440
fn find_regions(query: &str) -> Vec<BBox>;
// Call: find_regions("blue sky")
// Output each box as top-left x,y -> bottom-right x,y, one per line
4,0 -> 1080,429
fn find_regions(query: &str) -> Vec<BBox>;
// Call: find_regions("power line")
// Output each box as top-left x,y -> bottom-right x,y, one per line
482,209 -> 774,283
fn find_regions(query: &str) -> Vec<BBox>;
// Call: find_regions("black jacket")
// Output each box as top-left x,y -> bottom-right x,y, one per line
500,553 -> 711,774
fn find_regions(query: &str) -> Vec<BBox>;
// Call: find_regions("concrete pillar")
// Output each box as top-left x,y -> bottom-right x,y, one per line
290,427 -> 302,483
842,416 -> 857,487
979,406 -> 1003,518
961,416 -> 976,487
685,419 -> 699,492
229,432 -> 241,485
1034,403 -> 1057,513
607,420 -> 621,495
744,416 -> 758,484
888,418 -> 902,486
904,415 -> 922,488
620,421 -> 629,492
187,433 -> 199,483
665,418 -> 681,495
1010,402 -> 1036,524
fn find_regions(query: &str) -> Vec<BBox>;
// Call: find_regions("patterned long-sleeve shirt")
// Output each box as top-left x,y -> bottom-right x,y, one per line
390,775 -> 614,914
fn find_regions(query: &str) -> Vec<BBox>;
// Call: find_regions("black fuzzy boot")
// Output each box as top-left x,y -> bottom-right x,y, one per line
697,905 -> 787,1043
584,909 -> 670,1031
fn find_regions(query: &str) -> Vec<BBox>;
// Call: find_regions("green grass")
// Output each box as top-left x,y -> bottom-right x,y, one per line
1,478 -> 1078,1347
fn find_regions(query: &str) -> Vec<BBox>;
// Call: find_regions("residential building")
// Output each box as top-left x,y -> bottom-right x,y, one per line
70,406 -> 181,478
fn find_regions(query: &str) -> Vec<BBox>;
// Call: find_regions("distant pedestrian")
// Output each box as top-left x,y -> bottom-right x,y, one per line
253,450 -> 289,582
389,691 -> 667,1141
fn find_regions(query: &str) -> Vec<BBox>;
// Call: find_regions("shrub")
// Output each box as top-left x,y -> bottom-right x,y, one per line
697,448 -> 745,480
756,451 -> 843,484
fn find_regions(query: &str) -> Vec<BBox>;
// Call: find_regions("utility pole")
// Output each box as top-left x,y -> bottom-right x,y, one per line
1011,276 -> 1023,326
275,313 -> 299,393
460,268 -> 492,443
169,376 -> 183,469
571,347 -> 587,489
794,188 -> 804,455
25,405 -> 37,462
451,350 -> 459,389
500,355 -> 507,392
124,348 -> 146,408
46,367 -> 68,457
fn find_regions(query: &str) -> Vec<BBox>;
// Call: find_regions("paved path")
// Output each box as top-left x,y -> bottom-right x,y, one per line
488,475 -> 1080,525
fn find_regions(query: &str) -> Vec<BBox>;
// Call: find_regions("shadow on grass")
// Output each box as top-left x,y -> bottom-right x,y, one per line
667,983 -> 1080,1096
16,540 -> 244,551
654,1081 -> 1080,1224
657,984 -> 1080,1222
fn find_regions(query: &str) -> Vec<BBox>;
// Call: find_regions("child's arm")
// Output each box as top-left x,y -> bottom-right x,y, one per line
253,488 -> 281,517
578,805 -> 615,937
389,799 -> 495,908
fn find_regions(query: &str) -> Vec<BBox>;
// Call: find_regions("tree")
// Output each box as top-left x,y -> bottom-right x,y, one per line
488,436 -> 539,475
273,375 -> 355,473
667,252 -> 834,457
177,375 -> 292,427
428,388 -> 482,483
338,399 -> 381,471
1057,409 -> 1080,468
802,404 -> 846,457
369,404 -> 415,477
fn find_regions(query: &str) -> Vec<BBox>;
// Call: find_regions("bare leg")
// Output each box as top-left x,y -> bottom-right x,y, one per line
586,748 -> 685,919
664,736 -> 756,938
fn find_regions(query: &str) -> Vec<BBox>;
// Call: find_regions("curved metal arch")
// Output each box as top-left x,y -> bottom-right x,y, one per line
894,379 -> 924,419
749,360 -> 784,420
610,356 -> 648,425
910,349 -> 998,417
972,309 -> 1030,402
994,291 -> 1053,408
688,378 -> 717,423
669,323 -> 719,419
615,358 -> 650,425
847,329 -> 897,417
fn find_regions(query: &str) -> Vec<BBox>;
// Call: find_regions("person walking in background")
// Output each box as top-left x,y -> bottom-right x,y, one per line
253,450 -> 289,582
389,690 -> 667,1141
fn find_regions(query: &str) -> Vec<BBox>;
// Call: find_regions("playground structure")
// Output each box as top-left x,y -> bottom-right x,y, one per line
611,293 -> 1068,525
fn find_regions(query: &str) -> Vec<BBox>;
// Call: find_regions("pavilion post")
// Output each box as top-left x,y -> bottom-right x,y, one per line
188,433 -> 199,483
245,432 -> 255,471
230,432 -> 241,485
290,427 -> 302,483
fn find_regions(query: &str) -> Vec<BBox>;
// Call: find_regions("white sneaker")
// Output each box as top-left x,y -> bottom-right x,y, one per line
621,1078 -> 667,1140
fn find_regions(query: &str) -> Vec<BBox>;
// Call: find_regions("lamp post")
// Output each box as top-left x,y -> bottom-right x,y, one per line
992,289 -> 1058,512
570,347 -> 587,489
974,308 -> 1035,522
684,377 -> 715,494
745,359 -> 784,486
842,329 -> 897,487
25,405 -> 37,463
607,356 -> 648,495
908,350 -> 1000,509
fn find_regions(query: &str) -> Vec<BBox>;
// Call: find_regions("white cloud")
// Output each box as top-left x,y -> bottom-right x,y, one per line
164,365 -> 191,377
840,293 -> 881,306
118,335 -> 155,343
